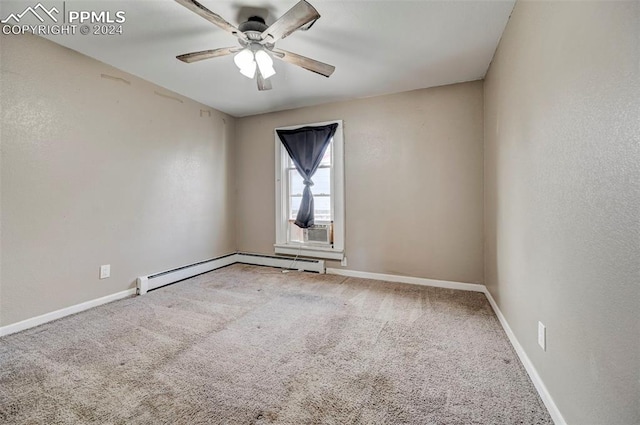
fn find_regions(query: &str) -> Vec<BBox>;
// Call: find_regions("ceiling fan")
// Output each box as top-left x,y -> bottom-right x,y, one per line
174,0 -> 336,91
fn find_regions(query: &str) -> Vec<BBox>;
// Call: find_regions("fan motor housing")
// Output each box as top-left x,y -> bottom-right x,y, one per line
239,16 -> 268,43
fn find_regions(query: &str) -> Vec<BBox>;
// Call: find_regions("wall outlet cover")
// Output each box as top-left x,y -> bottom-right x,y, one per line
538,321 -> 546,351
100,264 -> 111,279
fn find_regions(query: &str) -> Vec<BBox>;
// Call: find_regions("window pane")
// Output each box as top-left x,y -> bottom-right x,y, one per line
286,139 -> 332,225
289,196 -> 331,221
289,196 -> 301,219
290,168 -> 330,196
289,170 -> 304,195
320,142 -> 332,166
314,196 -> 331,221
312,168 -> 331,195
289,221 -> 303,243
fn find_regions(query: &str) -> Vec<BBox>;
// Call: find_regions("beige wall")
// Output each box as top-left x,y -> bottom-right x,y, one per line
0,34 -> 236,326
236,82 -> 484,284
484,2 -> 640,424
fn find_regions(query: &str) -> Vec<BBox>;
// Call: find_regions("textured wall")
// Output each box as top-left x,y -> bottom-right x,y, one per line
0,34 -> 236,326
484,1 -> 640,424
236,82 -> 484,284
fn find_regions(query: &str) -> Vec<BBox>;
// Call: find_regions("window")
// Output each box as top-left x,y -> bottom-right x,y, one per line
275,120 -> 344,260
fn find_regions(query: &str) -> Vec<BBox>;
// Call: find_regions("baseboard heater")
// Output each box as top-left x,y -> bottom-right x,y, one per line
236,252 -> 325,273
136,252 -> 325,295
136,253 -> 237,295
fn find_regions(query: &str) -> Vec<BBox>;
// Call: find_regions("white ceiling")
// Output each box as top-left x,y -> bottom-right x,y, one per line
41,0 -> 515,117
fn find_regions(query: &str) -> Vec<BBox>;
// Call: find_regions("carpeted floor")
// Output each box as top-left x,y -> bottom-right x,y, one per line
0,264 -> 552,424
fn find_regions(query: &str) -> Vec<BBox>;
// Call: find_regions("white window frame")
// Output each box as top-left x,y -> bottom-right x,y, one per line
274,120 -> 345,260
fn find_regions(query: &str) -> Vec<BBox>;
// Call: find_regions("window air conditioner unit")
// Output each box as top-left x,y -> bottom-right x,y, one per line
304,223 -> 332,245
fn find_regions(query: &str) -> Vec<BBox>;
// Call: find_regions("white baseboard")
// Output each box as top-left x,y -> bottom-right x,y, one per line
0,288 -> 136,337
482,288 -> 566,425
326,268 -> 484,292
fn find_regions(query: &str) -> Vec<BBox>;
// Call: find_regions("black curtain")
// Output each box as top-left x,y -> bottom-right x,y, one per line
277,123 -> 338,228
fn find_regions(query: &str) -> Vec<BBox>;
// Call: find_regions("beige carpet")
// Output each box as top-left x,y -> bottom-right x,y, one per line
0,264 -> 552,424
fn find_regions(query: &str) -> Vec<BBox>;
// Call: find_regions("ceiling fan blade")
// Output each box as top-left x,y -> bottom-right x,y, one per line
174,0 -> 247,41
257,69 -> 273,91
177,47 -> 241,63
272,48 -> 335,78
260,0 -> 320,43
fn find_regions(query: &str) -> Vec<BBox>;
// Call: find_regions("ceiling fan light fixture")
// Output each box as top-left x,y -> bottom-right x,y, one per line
255,50 -> 276,79
239,60 -> 257,79
233,48 -> 254,70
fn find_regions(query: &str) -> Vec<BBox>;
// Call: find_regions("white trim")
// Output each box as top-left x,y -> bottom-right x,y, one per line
326,268 -> 485,292
275,120 -> 345,254
275,133 -> 286,245
274,244 -> 344,260
0,288 -> 136,337
236,252 -> 325,273
332,121 -> 345,252
482,288 -> 567,425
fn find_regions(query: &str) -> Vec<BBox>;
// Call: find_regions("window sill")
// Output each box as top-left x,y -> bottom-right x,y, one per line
274,244 -> 344,260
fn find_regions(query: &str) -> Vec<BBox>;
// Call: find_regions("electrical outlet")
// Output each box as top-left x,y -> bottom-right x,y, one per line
538,321 -> 546,351
99,264 -> 111,279
341,257 -> 348,267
